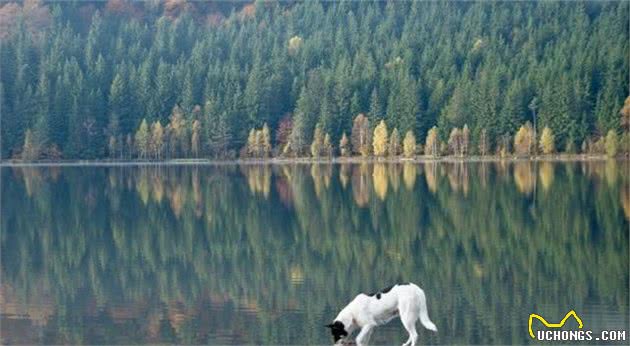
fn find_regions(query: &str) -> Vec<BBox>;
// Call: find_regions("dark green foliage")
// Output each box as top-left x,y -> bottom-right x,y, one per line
0,1 -> 627,159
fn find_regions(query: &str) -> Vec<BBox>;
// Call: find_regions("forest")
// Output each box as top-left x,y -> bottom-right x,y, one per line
0,0 -> 629,161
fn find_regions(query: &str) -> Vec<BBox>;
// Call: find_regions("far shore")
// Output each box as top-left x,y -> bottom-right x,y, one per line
0,154 -> 626,167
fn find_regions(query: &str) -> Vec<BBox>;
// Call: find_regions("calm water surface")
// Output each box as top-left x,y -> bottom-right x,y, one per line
1,161 -> 628,345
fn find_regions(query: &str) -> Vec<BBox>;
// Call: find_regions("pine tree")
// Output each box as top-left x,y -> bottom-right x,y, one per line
478,128 -> 489,156
461,124 -> 470,156
339,132 -> 350,157
448,128 -> 462,156
323,133 -> 333,158
389,128 -> 401,157
368,88 -> 383,121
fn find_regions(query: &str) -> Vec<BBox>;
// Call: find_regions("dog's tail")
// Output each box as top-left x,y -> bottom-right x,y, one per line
414,284 -> 438,332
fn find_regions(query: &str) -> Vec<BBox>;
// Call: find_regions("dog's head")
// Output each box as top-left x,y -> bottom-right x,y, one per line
325,321 -> 348,343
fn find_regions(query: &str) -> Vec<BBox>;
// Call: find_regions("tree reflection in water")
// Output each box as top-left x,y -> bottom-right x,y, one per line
1,162 -> 628,344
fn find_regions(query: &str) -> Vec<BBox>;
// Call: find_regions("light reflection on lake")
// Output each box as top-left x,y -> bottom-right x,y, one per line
1,161 -> 628,344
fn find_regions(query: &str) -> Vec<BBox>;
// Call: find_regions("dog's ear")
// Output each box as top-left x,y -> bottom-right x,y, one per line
325,323 -> 334,328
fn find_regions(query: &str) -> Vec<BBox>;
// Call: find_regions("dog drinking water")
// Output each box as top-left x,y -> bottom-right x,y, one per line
326,282 -> 437,346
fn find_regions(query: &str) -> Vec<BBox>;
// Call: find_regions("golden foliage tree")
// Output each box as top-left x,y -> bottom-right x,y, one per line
605,129 -> 618,157
402,130 -> 416,158
288,35 -> 303,55
372,120 -> 389,156
135,118 -> 150,159
255,130 -> 264,158
351,113 -> 370,156
514,121 -> 534,156
620,95 -> 630,131
247,129 -> 257,157
539,126 -> 555,154
388,128 -> 400,156
151,121 -> 164,159
310,124 -> 324,158
425,126 -> 440,157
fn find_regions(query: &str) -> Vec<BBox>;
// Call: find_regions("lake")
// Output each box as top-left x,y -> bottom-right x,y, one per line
1,161 -> 628,344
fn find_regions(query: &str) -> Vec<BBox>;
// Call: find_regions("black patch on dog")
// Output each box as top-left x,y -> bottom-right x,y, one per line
326,320 -> 348,342
368,284 -> 397,299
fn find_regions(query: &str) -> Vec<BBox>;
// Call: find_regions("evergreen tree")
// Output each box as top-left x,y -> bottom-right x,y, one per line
389,128 -> 401,157
135,119 -> 150,159
339,132 -> 350,157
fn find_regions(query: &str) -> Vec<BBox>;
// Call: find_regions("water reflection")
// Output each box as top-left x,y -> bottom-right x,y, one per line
1,161 -> 628,344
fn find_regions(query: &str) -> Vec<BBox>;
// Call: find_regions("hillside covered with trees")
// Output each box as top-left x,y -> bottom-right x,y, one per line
1,0 -> 628,160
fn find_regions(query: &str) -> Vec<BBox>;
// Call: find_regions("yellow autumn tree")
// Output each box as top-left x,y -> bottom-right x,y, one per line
539,126 -> 555,154
372,120 -> 389,156
310,124 -> 324,158
402,130 -> 416,158
425,126 -> 440,157
150,121 -> 164,159
514,121 -> 534,156
605,129 -> 618,157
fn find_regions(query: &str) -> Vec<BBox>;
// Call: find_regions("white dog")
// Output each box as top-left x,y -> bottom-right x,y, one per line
326,283 -> 437,346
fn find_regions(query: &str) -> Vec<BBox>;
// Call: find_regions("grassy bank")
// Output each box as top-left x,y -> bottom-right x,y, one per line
1,154 -> 625,167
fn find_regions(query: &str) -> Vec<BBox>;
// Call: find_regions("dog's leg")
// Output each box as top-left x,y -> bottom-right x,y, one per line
355,324 -> 375,346
400,304 -> 419,346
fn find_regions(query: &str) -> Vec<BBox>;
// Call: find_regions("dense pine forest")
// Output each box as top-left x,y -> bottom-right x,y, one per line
1,0 -> 628,161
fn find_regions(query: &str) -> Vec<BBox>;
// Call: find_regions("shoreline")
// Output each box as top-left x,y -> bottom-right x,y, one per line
0,154 -> 626,167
